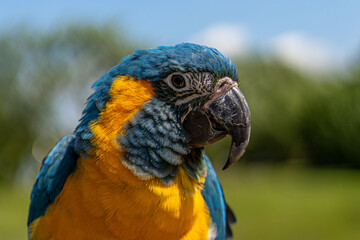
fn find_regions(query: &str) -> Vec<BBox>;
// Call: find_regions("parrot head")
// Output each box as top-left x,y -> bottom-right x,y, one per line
75,43 -> 251,184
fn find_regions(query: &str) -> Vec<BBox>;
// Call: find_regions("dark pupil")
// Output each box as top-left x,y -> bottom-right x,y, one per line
171,74 -> 186,89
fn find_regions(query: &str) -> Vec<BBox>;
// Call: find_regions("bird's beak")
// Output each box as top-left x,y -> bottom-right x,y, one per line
183,77 -> 251,169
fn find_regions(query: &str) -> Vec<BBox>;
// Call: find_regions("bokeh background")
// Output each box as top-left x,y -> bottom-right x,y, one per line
1,1 -> 360,239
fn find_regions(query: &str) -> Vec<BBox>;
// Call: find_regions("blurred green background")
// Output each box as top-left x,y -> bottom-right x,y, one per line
1,12 -> 360,240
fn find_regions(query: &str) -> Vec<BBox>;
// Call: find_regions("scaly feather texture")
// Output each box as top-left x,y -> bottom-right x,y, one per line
28,43 -> 241,240
29,76 -> 211,240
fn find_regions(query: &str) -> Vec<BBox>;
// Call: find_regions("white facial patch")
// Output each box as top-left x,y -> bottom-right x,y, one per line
164,72 -> 215,105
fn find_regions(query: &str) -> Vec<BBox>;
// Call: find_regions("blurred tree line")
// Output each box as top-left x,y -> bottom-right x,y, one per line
236,57 -> 360,167
0,24 -> 359,181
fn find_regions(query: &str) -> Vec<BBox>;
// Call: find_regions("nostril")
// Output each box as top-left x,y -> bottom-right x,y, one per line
218,81 -> 227,89
215,77 -> 235,93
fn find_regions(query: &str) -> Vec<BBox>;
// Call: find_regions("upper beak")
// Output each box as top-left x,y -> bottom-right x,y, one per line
183,78 -> 251,169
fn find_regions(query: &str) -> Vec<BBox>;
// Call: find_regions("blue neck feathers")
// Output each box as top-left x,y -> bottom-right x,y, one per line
118,97 -> 205,184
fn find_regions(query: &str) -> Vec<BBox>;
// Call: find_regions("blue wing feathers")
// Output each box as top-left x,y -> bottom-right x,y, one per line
28,134 -> 78,226
225,204 -> 236,238
202,154 -> 236,240
28,131 -> 236,240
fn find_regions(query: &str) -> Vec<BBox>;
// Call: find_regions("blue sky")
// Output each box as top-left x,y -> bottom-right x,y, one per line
1,0 -> 359,71
3,0 -> 359,159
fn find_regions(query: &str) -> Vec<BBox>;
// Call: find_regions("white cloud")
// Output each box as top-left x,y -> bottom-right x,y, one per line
271,32 -> 345,73
189,23 -> 249,57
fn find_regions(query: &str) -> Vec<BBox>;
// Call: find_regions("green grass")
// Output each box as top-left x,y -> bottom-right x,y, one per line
1,167 -> 360,240
0,183 -> 30,240
219,166 -> 360,240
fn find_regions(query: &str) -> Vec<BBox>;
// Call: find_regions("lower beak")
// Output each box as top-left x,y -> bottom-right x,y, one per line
183,87 -> 251,169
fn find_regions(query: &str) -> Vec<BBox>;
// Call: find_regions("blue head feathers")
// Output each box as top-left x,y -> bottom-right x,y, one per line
74,43 -> 238,157
114,43 -> 238,81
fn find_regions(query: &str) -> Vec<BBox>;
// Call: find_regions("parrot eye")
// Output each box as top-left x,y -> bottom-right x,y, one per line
170,74 -> 186,89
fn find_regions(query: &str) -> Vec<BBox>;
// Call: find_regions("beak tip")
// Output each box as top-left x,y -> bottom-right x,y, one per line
222,155 -> 241,170
222,161 -> 232,170
222,139 -> 249,170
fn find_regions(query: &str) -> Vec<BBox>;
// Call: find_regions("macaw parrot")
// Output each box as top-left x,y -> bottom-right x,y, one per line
28,43 -> 251,240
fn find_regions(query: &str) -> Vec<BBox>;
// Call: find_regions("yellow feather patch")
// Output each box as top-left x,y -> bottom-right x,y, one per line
30,76 -> 211,240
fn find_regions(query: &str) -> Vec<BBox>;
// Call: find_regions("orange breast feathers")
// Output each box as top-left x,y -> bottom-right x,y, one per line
29,76 -> 211,240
